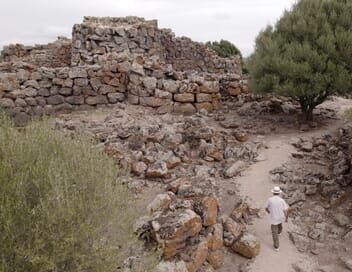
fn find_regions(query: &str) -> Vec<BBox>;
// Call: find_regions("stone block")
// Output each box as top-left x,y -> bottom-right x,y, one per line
86,95 -> 108,105
174,93 -> 194,103
173,103 -> 196,115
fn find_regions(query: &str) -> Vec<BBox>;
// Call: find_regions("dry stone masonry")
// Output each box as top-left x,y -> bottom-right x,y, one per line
0,16 -> 246,124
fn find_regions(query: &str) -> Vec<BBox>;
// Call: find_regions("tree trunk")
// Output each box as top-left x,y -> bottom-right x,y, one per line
300,103 -> 314,121
304,108 -> 314,121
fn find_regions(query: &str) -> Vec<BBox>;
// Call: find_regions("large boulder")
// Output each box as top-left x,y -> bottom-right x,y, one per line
231,233 -> 260,258
153,209 -> 202,259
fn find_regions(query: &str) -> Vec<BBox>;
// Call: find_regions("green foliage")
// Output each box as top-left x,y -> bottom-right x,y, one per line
206,39 -> 242,58
0,114 -> 153,271
249,0 -> 352,120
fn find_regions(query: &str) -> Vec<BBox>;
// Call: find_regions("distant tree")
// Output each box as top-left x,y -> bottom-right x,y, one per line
249,0 -> 352,120
206,39 -> 242,58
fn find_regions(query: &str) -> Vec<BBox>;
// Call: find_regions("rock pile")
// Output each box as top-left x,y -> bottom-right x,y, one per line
54,103 -> 263,271
135,180 -> 260,271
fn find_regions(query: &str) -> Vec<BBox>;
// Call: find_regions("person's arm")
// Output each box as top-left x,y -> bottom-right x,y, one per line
284,209 -> 289,222
283,201 -> 290,222
265,200 -> 270,214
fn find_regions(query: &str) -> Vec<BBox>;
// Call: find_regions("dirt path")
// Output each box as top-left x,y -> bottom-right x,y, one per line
235,97 -> 352,272
238,136 -> 314,272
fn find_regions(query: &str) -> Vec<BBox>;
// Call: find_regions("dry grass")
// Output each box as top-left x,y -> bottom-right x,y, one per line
0,114 -> 158,272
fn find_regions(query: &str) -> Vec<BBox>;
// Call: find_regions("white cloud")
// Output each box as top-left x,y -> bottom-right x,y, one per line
0,0 -> 296,56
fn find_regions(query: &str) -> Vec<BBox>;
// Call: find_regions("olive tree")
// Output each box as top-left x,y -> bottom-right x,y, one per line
249,0 -> 352,120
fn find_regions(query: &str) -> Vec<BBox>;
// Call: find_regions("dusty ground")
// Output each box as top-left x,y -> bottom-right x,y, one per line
55,95 -> 352,271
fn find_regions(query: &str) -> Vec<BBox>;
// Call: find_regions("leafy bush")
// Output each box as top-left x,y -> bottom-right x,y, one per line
0,114 -> 149,271
249,0 -> 352,120
206,39 -> 242,59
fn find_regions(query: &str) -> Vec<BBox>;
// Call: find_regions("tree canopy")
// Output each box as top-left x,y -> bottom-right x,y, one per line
249,0 -> 352,120
206,39 -> 242,58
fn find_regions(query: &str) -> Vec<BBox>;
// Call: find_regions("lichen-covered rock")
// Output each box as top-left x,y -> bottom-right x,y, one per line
145,161 -> 168,178
225,161 -> 246,178
154,209 -> 202,259
207,223 -> 224,251
185,240 -> 209,272
201,196 -> 219,227
147,192 -> 174,214
231,233 -> 260,259
131,161 -> 147,176
69,67 -> 88,78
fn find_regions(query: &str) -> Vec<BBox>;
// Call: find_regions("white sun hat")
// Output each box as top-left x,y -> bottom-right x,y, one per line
272,186 -> 282,194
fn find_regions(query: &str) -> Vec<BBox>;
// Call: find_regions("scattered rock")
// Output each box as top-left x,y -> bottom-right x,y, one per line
225,161 -> 246,178
155,261 -> 188,272
231,233 -> 260,259
145,161 -> 169,179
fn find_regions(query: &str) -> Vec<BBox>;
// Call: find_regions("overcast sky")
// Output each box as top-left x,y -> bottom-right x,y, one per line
0,0 -> 296,56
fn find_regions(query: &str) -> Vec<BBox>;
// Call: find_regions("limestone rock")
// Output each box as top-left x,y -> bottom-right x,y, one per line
154,209 -> 202,259
207,223 -> 224,251
69,67 -> 88,78
140,97 -> 167,108
225,161 -> 246,178
222,215 -> 245,242
334,213 -> 349,227
231,233 -> 260,259
289,232 -> 310,252
196,93 -> 212,103
207,249 -> 224,269
0,98 -> 15,108
107,93 -> 125,103
186,240 -> 209,272
46,95 -> 64,105
174,93 -> 195,103
155,261 -> 188,272
146,161 -> 168,178
132,161 -> 147,176
341,258 -> 352,271
142,77 -> 157,90
147,192 -> 174,214
201,196 -> 219,227
173,103 -> 196,115
85,95 -> 108,105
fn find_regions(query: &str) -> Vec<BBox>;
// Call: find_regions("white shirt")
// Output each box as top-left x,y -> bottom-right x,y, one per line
265,195 -> 289,225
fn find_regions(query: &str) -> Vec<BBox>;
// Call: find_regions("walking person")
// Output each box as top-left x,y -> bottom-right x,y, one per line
265,186 -> 290,251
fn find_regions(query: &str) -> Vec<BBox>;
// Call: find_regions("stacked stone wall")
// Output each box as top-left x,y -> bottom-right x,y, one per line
0,52 -> 224,124
71,16 -> 241,74
0,16 -> 246,123
1,37 -> 71,68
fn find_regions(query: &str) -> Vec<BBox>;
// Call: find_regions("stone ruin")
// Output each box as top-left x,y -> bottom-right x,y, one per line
0,16 -> 247,125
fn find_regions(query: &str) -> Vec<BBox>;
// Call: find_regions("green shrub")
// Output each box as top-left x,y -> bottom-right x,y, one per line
206,39 -> 242,59
0,114 -> 148,271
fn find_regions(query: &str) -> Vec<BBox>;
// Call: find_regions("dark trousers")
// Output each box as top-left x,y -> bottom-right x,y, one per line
271,223 -> 283,249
